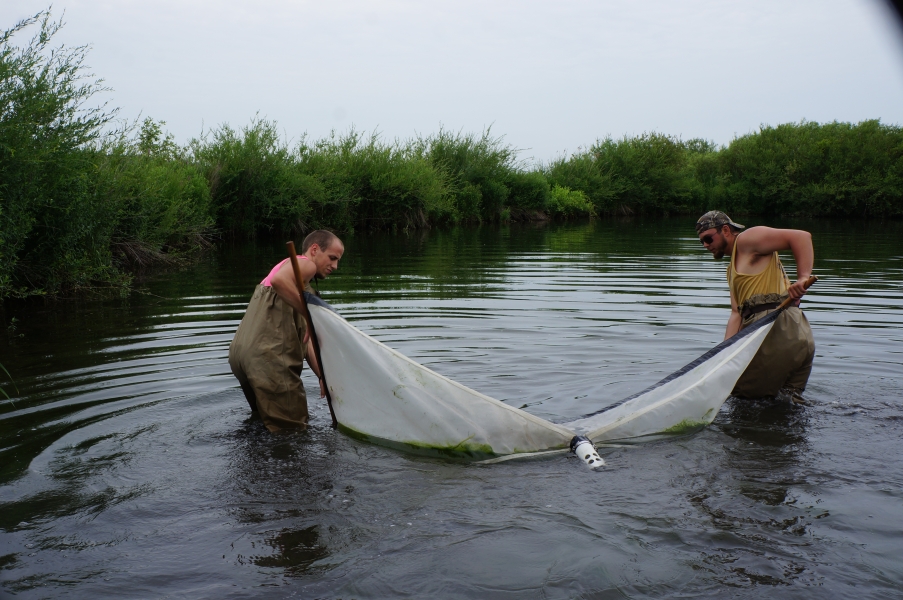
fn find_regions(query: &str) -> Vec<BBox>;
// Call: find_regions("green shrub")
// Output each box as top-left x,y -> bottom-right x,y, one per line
507,171 -> 551,211
545,151 -> 614,212
0,10 -> 118,296
0,10 -> 216,298
414,129 -> 518,221
714,120 -> 903,217
97,120 -> 213,267
191,119 -> 320,237
547,133 -> 704,215
298,129 -> 452,232
548,185 -> 595,218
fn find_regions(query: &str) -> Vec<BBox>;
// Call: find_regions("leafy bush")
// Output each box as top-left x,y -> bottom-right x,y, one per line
98,119 -> 213,267
0,10 -> 117,296
548,185 -> 595,218
298,129 -> 452,232
507,171 -> 551,212
192,119 -> 320,237
0,11 -> 215,297
414,129 -> 518,221
713,120 -> 903,217
547,133 -> 704,215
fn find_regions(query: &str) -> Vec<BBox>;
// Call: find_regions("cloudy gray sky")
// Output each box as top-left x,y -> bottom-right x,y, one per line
4,0 -> 903,162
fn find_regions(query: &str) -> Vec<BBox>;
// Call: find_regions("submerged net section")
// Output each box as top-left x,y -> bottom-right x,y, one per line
307,293 -> 778,457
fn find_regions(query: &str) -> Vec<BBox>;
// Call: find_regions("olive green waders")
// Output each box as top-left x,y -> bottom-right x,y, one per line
732,296 -> 815,398
229,284 -> 309,431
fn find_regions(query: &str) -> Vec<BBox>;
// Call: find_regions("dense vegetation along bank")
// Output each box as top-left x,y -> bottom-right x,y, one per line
2,10 -> 903,300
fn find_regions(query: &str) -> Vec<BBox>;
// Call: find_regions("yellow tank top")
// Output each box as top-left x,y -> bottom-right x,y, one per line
727,234 -> 790,307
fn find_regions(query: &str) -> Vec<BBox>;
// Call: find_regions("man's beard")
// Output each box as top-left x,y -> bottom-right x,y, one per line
712,249 -> 725,260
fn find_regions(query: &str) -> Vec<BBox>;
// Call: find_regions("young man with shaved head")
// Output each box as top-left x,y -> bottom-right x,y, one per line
229,230 -> 345,431
696,211 -> 815,400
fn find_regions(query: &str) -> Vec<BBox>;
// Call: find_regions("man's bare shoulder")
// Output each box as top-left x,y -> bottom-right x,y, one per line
736,226 -> 809,256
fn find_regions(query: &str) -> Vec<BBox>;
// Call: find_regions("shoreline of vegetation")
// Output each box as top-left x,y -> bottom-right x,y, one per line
2,10 -> 903,300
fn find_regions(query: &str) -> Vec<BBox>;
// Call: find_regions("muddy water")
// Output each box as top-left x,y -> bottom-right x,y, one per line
1,218 -> 901,598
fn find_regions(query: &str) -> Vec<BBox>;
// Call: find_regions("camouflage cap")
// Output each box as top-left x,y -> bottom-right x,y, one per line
695,210 -> 745,234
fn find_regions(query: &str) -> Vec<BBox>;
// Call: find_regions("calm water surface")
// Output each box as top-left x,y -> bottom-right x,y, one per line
1,218 -> 902,598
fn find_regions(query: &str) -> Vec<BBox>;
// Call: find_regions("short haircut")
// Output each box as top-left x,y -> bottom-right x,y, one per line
301,230 -> 340,253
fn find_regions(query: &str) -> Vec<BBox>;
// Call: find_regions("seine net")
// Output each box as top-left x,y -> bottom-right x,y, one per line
308,294 -> 778,457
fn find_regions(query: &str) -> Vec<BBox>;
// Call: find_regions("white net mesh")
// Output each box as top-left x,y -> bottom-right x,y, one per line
308,296 -> 776,457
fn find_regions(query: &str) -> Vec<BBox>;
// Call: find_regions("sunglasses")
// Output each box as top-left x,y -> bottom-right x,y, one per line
699,232 -> 718,245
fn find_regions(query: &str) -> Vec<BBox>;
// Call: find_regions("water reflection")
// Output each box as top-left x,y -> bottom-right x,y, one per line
683,398 -> 819,587
716,398 -> 810,506
250,525 -> 328,575
223,415 -> 343,576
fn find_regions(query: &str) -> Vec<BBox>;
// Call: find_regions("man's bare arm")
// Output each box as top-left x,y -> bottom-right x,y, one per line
738,226 -> 814,300
305,338 -> 327,397
725,288 -> 742,340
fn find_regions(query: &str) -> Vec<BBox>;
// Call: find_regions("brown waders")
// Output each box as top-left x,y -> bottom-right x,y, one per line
229,284 -> 309,431
732,294 -> 815,398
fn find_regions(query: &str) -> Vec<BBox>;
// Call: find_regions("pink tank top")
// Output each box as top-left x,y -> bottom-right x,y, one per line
261,255 -> 307,287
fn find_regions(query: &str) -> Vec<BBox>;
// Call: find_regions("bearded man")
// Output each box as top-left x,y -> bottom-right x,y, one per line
696,211 -> 815,399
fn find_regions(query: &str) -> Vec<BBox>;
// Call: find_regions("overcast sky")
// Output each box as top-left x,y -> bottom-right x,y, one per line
4,0 -> 903,162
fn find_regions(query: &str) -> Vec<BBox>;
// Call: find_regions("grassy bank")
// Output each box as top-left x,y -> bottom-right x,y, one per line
2,10 -> 902,300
